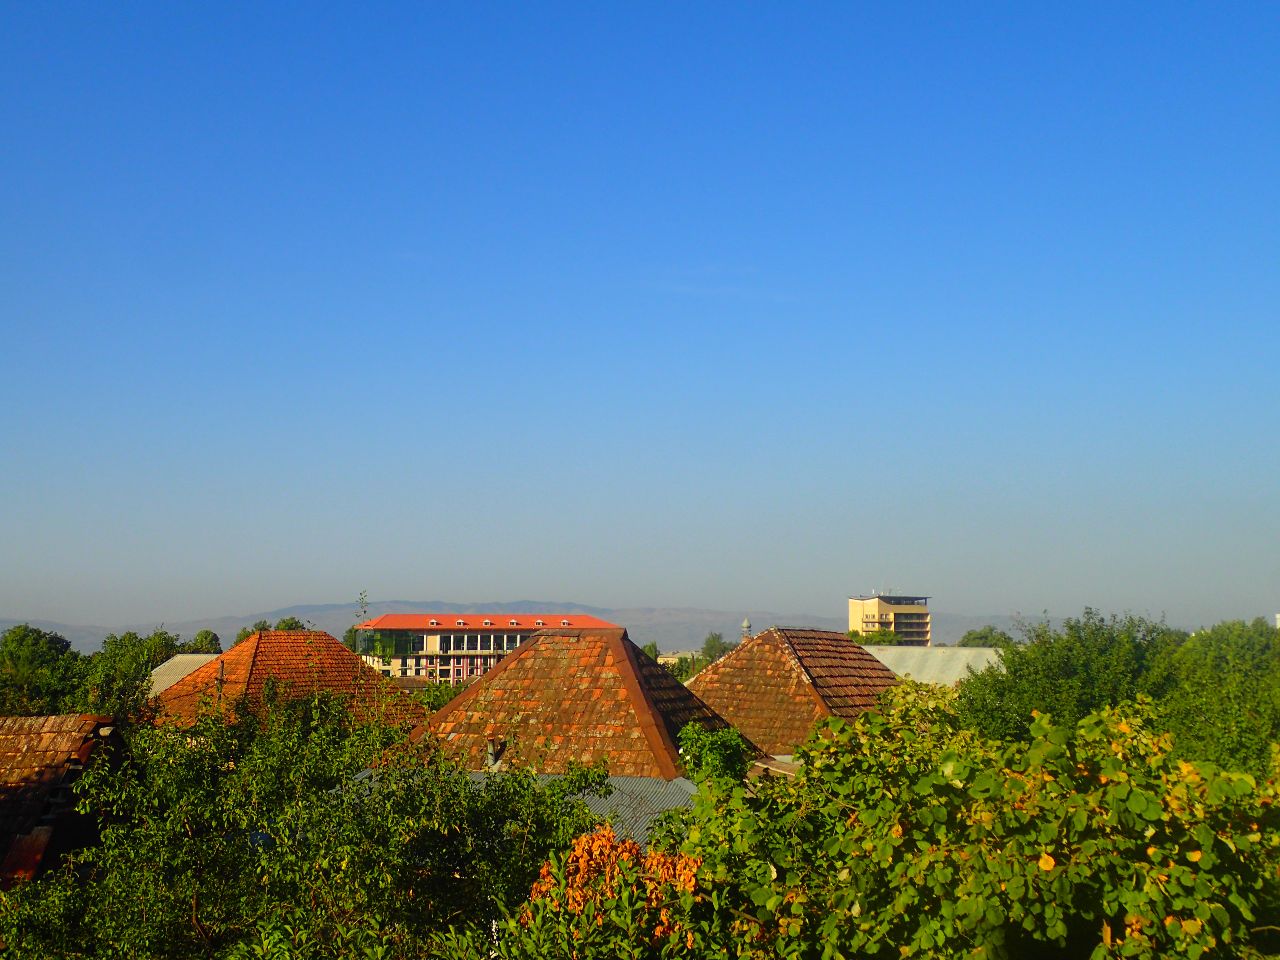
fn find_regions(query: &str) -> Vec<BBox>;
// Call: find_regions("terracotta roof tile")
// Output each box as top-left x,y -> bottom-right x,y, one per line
356,614 -> 619,631
0,714 -> 114,886
153,631 -> 423,727
687,627 -> 898,756
417,628 -> 743,779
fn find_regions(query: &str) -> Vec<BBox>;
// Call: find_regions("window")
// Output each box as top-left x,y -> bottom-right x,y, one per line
535,619 -> 545,627
560,619 -> 570,626
412,637 -> 426,653
429,619 -> 439,626
482,619 -> 493,626
509,619 -> 518,626
466,634 -> 479,651
456,619 -> 466,627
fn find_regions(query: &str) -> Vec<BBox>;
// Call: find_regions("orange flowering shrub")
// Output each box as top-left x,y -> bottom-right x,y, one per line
525,825 -> 700,940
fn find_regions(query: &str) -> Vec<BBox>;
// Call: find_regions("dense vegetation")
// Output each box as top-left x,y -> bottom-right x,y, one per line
2,610 -> 1278,958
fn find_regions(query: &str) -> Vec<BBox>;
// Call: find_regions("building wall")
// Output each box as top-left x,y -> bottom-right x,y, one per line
360,629 -> 531,683
847,596 -> 932,646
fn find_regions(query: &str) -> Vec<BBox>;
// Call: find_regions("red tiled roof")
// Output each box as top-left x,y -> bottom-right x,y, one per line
153,631 -> 423,726
417,628 -> 740,779
356,613 -> 620,631
0,714 -> 114,887
687,628 -> 898,756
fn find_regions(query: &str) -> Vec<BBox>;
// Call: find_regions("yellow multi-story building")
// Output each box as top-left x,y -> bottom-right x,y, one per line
848,595 -> 931,646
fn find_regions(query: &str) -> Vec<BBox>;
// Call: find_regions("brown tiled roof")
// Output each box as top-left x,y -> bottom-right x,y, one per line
0,714 -> 115,887
687,627 -> 898,756
418,628 -> 739,779
154,631 -> 423,726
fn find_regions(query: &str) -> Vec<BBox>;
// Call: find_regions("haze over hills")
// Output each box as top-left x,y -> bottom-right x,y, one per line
1,600 -> 1031,654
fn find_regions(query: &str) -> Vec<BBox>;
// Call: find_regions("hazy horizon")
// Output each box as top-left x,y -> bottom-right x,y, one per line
3,5 -> 1277,629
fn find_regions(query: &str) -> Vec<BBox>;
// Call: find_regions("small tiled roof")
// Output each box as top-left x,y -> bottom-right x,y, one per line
0,714 -> 114,886
687,627 -> 898,756
419,628 -> 739,779
867,645 -> 1003,686
154,631 -> 422,726
149,653 -> 220,695
356,613 -> 620,631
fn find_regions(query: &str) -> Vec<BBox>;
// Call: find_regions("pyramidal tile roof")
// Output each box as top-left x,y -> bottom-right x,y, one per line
418,628 -> 739,780
687,627 -> 898,756
154,631 -> 422,726
0,714 -> 115,887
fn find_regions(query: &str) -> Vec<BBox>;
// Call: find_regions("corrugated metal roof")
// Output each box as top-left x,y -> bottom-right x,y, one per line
149,653 -> 219,694
867,646 -> 1003,686
465,772 -> 697,845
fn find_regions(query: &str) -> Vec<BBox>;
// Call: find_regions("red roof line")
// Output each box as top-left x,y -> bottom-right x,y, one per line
612,631 -> 680,780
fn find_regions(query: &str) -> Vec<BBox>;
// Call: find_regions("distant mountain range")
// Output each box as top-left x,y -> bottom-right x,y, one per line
1,600 -> 1027,654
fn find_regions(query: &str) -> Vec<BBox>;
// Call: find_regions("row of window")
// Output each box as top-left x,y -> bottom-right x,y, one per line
422,618 -> 573,628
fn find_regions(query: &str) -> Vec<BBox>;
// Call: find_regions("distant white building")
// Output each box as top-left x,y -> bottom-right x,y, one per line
866,645 -> 1001,686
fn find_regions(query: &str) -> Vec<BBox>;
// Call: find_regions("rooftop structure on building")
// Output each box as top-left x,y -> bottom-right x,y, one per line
152,630 -> 423,726
416,626 -> 749,779
687,627 -> 898,756
353,613 -> 620,686
0,714 -> 118,887
848,594 -> 932,646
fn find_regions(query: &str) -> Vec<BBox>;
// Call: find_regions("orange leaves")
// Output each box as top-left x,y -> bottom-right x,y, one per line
526,825 -> 702,941
1037,852 -> 1056,871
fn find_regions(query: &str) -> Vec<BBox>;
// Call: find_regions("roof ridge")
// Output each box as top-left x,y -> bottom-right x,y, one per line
612,631 -> 680,780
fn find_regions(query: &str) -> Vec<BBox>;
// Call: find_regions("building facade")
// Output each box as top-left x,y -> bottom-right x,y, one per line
353,613 -> 620,684
847,595 -> 932,646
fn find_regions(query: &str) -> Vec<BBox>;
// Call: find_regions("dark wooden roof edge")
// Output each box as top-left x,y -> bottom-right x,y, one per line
612,630 -> 681,781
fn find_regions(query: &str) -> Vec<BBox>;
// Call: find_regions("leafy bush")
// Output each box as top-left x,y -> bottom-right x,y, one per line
465,684 -> 1280,959
0,692 -> 605,959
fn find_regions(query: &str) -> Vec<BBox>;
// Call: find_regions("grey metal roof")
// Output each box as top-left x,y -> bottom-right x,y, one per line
866,646 -> 1002,686
149,653 -> 219,695
465,772 -> 697,845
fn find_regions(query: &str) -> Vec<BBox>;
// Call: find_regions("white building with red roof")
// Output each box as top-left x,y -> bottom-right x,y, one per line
353,613 -> 620,684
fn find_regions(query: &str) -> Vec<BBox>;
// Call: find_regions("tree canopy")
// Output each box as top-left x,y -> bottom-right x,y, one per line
0,624 -> 82,715
957,624 -> 1014,647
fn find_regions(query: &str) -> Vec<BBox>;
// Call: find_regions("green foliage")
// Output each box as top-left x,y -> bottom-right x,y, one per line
1149,618 -> 1280,780
677,723 -> 752,782
0,693 -> 606,959
273,616 -> 308,631
666,656 -> 701,682
186,629 -> 223,654
851,628 -> 900,645
701,631 -> 735,663
0,623 -> 82,715
236,619 -> 273,645
411,681 -> 462,712
475,684 -> 1280,959
955,609 -> 1185,741
958,624 -> 1014,648
77,628 -> 184,719
641,641 -> 660,661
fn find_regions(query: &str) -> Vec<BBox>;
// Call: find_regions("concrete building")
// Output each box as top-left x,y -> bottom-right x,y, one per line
353,613 -> 620,684
848,594 -> 932,646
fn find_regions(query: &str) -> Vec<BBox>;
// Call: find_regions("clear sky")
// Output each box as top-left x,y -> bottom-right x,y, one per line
1,3 -> 1277,629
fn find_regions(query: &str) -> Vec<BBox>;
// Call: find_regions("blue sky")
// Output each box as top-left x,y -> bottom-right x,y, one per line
1,3 -> 1277,628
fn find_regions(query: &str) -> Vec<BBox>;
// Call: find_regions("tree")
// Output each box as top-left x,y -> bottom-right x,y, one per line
491,685 -> 1280,960
0,624 -> 82,715
273,616 -> 307,631
954,609 -> 1185,741
182,629 -> 222,654
0,693 -> 607,958
640,641 -> 660,661
956,624 -> 1013,647
78,629 -> 183,719
850,628 -> 899,645
700,632 -> 734,663
235,619 -> 273,645
1149,617 -> 1280,779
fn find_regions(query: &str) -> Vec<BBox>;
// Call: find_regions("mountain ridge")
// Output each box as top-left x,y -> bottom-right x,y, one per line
1,601 -> 1027,654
